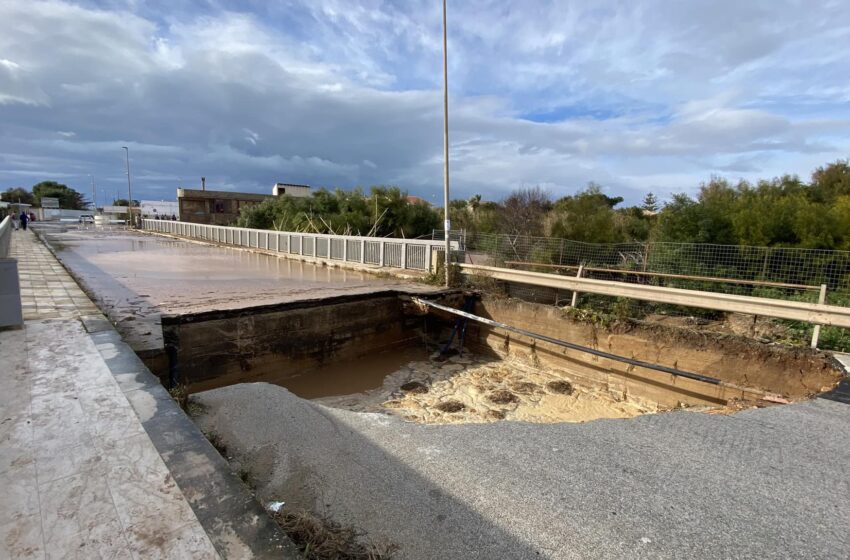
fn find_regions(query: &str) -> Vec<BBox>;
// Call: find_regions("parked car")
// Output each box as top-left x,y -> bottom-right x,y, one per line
78,214 -> 95,224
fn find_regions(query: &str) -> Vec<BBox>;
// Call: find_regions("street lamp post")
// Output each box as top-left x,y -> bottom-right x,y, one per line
89,174 -> 96,211
122,146 -> 133,227
441,0 -> 451,287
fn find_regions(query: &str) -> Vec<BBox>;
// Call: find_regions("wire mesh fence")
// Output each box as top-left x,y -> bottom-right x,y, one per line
434,230 -> 850,351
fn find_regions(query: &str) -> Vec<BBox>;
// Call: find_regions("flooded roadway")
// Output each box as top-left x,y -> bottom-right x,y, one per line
36,224 -> 433,353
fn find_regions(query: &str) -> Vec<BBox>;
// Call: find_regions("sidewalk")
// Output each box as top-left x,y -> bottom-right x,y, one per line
0,229 -> 296,559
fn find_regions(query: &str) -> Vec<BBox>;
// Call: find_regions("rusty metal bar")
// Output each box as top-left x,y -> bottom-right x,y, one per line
412,297 -> 723,385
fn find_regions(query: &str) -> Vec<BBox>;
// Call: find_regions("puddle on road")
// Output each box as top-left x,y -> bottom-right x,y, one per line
49,229 -> 388,285
40,227 -> 405,352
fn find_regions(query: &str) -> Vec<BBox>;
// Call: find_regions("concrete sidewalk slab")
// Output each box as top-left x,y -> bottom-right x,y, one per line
0,229 -> 298,559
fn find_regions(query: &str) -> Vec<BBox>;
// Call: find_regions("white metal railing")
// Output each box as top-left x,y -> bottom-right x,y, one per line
141,219 -> 445,272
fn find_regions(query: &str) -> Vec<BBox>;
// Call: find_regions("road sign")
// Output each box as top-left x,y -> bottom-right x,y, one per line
41,197 -> 59,208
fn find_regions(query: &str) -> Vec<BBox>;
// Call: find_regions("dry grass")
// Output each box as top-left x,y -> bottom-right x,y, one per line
271,510 -> 398,560
168,384 -> 189,410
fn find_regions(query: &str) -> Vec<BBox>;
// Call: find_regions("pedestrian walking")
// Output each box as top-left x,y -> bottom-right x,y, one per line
20,211 -> 29,231
11,213 -> 19,230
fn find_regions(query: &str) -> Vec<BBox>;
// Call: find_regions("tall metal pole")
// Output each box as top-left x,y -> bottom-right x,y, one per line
89,174 -> 96,210
442,0 -> 451,287
122,146 -> 133,226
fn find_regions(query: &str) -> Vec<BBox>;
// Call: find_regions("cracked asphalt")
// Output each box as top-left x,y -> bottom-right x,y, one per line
196,383 -> 850,559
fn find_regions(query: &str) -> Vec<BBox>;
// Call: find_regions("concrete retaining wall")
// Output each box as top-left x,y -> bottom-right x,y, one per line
163,291 -> 435,392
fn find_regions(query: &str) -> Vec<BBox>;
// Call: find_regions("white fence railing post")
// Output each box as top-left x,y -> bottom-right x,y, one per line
811,284 -> 828,348
145,221 -> 447,271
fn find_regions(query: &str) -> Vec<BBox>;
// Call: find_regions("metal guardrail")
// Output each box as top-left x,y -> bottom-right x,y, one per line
460,263 -> 850,329
142,219 -> 446,272
0,215 -> 11,258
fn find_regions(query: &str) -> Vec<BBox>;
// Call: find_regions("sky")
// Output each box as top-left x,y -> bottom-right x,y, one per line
0,0 -> 848,206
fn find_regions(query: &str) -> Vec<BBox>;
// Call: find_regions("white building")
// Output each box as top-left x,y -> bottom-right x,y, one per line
272,183 -> 311,198
141,200 -> 179,218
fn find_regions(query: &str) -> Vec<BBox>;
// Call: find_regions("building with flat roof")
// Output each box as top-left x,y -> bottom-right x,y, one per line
177,188 -> 274,225
272,183 -> 311,198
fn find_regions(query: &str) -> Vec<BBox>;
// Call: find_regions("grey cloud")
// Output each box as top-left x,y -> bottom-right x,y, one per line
0,0 -> 848,206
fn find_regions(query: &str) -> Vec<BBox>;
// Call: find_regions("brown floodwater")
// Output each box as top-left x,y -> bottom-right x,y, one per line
271,345 -> 432,399
39,226 -> 433,352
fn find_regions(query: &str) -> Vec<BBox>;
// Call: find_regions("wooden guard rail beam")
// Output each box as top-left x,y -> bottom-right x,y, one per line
460,263 -> 850,328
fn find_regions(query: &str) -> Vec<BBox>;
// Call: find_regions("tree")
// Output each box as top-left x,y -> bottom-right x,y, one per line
548,185 -> 625,243
32,181 -> 88,209
499,186 -> 552,237
810,160 -> 850,203
237,187 -> 440,238
641,192 -> 659,213
1,187 -> 35,206
112,199 -> 140,207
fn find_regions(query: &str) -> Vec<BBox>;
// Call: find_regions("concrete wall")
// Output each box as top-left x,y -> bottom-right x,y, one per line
472,296 -> 842,407
162,292 -> 431,392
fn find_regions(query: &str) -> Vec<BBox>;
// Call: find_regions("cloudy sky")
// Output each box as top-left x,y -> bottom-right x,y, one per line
1,0 -> 848,205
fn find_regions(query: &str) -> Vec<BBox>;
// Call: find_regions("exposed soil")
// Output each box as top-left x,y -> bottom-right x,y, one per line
478,297 -> 844,401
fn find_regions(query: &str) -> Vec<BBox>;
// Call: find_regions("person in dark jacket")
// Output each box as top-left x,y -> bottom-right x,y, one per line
19,211 -> 29,231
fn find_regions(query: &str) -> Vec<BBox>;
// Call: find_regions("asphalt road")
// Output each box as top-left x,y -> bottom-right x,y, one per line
195,384 -> 850,559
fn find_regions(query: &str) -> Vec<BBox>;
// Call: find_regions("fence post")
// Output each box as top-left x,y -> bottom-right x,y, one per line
343,238 -> 348,261
401,242 -> 408,269
811,284 -> 828,349
760,248 -> 771,281
361,240 -> 366,263
570,264 -> 584,307
380,241 -> 385,267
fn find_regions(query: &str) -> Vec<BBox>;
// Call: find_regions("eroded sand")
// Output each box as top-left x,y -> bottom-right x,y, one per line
316,353 -> 665,424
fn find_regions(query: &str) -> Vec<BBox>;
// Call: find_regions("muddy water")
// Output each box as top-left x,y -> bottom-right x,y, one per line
40,226 -> 431,352
270,345 -> 432,399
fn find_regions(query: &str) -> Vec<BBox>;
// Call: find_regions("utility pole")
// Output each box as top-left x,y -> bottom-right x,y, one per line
122,146 -> 133,226
89,174 -> 96,210
442,0 -> 451,287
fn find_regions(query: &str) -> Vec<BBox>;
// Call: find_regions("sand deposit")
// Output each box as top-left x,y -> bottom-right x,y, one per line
315,353 -> 665,423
